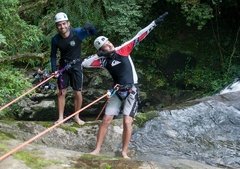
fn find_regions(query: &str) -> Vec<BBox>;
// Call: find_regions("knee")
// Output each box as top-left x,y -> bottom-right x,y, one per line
74,91 -> 82,97
123,117 -> 133,127
58,89 -> 67,97
101,116 -> 113,126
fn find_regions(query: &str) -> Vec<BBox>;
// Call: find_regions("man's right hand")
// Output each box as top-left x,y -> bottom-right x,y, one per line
52,71 -> 59,78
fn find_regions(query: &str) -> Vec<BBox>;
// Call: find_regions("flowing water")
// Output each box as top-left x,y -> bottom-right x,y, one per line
220,78 -> 240,94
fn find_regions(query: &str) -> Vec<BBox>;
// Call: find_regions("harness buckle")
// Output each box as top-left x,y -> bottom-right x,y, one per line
65,64 -> 72,70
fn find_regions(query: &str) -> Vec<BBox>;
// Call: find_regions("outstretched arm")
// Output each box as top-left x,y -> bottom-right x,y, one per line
75,22 -> 97,40
116,12 -> 168,56
81,54 -> 105,68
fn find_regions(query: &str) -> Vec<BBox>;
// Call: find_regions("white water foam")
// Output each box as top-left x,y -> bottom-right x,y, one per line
220,78 -> 240,94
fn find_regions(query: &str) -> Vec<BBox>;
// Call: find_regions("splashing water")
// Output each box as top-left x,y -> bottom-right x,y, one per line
220,78 -> 240,94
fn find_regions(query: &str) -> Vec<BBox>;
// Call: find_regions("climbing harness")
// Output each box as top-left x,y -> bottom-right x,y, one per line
106,87 -> 118,98
61,58 -> 81,70
33,69 -> 56,91
58,59 -> 82,92
116,84 -> 136,100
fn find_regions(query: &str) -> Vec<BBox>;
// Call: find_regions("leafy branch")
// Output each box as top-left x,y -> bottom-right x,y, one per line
0,53 -> 46,63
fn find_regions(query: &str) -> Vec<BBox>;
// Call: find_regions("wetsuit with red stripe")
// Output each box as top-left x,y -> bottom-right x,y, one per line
82,21 -> 157,86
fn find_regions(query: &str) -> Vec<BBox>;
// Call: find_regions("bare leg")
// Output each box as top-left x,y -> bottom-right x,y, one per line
90,115 -> 114,155
73,91 -> 85,125
55,89 -> 67,124
122,115 -> 133,159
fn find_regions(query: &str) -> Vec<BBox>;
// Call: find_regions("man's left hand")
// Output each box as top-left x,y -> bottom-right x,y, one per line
84,22 -> 97,35
154,12 -> 169,25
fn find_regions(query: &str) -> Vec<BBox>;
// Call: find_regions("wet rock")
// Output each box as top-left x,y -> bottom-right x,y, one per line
0,132 -> 222,169
131,91 -> 240,168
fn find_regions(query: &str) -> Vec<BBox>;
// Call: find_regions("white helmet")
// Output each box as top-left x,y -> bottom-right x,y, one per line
54,12 -> 68,23
94,36 -> 108,50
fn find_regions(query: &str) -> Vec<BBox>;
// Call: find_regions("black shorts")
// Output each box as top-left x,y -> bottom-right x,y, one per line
57,63 -> 83,91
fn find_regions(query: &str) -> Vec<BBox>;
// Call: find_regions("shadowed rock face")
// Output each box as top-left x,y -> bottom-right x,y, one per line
131,91 -> 240,168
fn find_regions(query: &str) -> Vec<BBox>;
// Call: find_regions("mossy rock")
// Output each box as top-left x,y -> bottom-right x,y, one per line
134,111 -> 159,128
0,131 -> 15,140
14,150 -> 57,169
75,154 -> 144,169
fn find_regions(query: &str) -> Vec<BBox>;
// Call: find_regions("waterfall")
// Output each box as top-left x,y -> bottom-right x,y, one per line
220,78 -> 240,94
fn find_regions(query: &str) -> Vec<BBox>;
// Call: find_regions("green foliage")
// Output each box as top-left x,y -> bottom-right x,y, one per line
101,0 -> 159,43
0,64 -> 32,116
0,0 -> 44,56
172,67 -> 235,92
0,33 -> 7,58
166,0 -> 213,29
101,0 -> 142,42
137,66 -> 167,90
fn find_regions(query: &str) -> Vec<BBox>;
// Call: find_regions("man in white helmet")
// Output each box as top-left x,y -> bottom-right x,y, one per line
82,12 -> 168,158
50,12 -> 96,125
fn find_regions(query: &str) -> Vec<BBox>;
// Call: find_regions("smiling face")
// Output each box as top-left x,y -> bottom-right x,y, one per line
56,20 -> 70,38
100,40 -> 115,52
